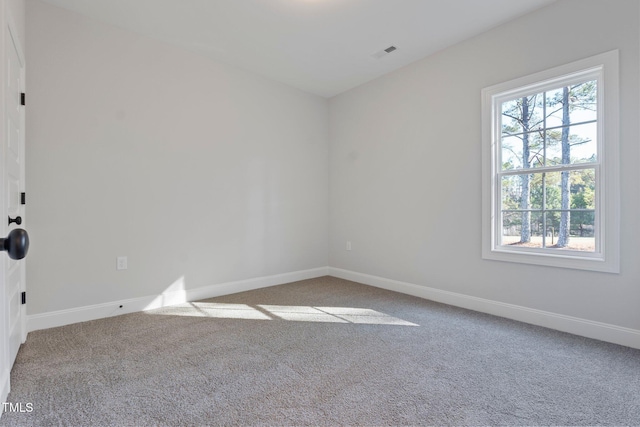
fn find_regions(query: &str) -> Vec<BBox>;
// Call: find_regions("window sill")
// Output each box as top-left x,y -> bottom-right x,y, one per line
482,246 -> 619,273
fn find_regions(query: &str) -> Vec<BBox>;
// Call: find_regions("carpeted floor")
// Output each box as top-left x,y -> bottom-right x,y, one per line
2,276 -> 639,426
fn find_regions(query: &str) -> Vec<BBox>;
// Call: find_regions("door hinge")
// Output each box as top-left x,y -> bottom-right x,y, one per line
21,93 -> 25,106
21,192 -> 26,205
21,292 -> 26,305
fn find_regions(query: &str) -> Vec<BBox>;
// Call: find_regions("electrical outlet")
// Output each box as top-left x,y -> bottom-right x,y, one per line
346,241 -> 352,251
116,256 -> 128,270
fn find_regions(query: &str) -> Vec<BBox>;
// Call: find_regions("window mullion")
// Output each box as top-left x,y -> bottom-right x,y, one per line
501,162 -> 598,176
542,172 -> 546,248
542,90 -> 547,248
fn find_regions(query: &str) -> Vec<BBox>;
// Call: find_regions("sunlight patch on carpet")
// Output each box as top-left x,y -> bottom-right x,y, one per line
152,302 -> 418,326
155,303 -> 272,320
259,305 -> 419,326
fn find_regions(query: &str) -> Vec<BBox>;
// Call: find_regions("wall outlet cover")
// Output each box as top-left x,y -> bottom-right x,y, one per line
116,256 -> 128,270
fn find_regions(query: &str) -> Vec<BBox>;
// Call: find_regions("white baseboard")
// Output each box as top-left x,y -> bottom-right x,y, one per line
27,267 -> 329,332
329,267 -> 640,350
26,266 -> 640,350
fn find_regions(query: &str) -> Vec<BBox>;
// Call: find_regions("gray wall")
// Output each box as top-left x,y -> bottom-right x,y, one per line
329,0 -> 640,330
26,1 -> 329,314
25,0 -> 640,338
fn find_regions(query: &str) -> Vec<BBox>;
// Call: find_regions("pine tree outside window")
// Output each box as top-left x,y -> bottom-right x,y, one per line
482,51 -> 619,273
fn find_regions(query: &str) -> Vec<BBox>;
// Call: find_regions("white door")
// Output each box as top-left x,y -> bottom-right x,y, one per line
3,19 -> 25,369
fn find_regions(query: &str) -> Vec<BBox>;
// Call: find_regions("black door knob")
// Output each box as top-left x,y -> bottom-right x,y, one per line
0,228 -> 29,260
8,216 -> 22,226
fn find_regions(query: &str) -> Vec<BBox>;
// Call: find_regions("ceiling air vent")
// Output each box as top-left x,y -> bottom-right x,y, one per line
371,45 -> 397,59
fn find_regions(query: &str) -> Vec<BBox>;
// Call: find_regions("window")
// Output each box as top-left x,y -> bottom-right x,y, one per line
482,51 -> 619,273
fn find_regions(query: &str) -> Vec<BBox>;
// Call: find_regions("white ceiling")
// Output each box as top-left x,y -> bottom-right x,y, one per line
39,0 -> 556,98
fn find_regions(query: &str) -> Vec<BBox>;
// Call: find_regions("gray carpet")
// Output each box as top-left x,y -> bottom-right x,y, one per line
2,276 -> 639,426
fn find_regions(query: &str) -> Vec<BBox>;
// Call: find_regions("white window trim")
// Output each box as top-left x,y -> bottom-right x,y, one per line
481,50 -> 620,273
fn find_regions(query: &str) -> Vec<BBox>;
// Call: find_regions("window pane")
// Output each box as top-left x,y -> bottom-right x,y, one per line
546,122 -> 597,166
501,174 -> 541,210
501,93 -> 546,171
546,81 -> 597,128
501,132 -> 544,170
544,209 -> 561,242
501,95 -> 544,136
543,172 -> 562,210
500,211 -> 544,248
501,99 -> 523,135
545,169 -> 596,210
501,135 -> 523,170
528,173 -> 544,210
570,210 -> 596,240
569,169 -> 596,210
501,211 -> 525,245
501,175 -> 521,210
544,211 -> 595,252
